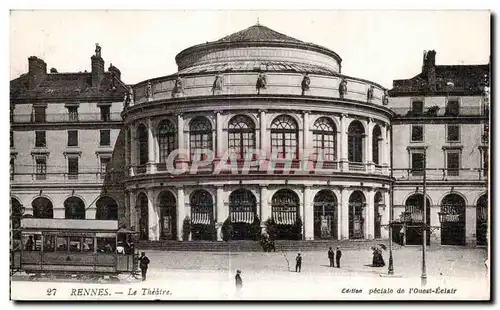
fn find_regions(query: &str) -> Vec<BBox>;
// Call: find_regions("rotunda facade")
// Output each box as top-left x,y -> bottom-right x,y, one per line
122,24 -> 394,242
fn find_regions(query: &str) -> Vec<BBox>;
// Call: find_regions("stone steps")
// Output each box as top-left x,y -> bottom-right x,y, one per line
136,239 -> 394,252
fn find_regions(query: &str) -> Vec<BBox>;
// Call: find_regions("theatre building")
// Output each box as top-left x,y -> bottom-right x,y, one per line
122,24 -> 394,241
10,45 -> 129,242
388,51 -> 489,246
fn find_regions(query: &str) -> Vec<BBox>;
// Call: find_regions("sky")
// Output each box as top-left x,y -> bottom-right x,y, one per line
9,10 -> 491,89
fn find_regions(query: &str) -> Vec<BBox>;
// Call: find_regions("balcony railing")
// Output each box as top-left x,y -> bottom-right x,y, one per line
10,171 -> 124,184
12,112 -> 122,123
391,106 -> 484,117
393,168 -> 487,181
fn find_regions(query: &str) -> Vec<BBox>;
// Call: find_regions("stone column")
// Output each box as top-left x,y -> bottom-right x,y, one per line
147,189 -> 159,241
260,185 -> 269,233
176,186 -> 185,241
215,186 -> 225,241
466,205 -> 476,246
259,110 -> 267,153
365,119 -> 374,173
124,128 -> 129,168
303,186 -> 313,240
340,187 -> 350,239
86,208 -> 97,220
129,125 -> 137,176
216,111 -> 223,158
381,190 -> 390,239
340,114 -> 349,171
365,188 -> 375,239
147,119 -> 156,173
302,111 -> 310,169
129,191 -> 137,231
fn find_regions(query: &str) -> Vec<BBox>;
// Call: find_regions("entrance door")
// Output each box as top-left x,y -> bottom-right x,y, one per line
349,191 -> 365,239
440,194 -> 466,246
313,190 -> 338,239
159,191 -> 177,240
476,195 -> 488,246
137,193 -> 149,241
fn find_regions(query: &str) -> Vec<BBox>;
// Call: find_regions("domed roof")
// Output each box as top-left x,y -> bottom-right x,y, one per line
216,24 -> 304,44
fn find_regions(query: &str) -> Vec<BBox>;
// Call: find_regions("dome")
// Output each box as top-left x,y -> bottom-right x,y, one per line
175,24 -> 342,75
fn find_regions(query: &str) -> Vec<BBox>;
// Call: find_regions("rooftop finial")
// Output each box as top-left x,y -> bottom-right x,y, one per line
257,17 -> 260,25
95,43 -> 101,58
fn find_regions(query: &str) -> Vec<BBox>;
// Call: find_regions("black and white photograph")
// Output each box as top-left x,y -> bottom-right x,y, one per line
8,8 -> 490,301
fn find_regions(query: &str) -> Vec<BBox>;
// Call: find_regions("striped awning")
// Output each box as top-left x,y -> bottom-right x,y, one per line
230,211 -> 255,224
273,211 -> 297,225
191,212 -> 212,225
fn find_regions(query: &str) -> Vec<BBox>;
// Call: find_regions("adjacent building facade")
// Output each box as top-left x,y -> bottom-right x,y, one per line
10,25 -> 490,246
10,45 -> 129,244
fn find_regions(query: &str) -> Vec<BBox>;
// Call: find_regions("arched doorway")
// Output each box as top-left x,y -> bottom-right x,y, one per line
158,191 -> 177,240
271,189 -> 301,240
229,189 -> 257,240
440,194 -> 466,245
137,193 -> 149,240
476,194 -> 488,246
349,191 -> 365,239
190,190 -> 215,241
64,197 -> 86,219
32,197 -> 53,218
96,196 -> 118,220
404,194 -> 431,245
374,192 -> 383,239
11,198 -> 23,243
313,190 -> 338,239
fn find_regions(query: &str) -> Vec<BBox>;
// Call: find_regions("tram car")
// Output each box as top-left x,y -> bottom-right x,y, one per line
11,218 -> 139,279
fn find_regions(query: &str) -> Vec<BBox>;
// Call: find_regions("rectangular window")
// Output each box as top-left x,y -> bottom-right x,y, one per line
446,151 -> 460,176
33,106 -> 46,123
445,100 -> 460,116
68,157 -> 79,179
100,106 -> 111,121
411,152 -> 425,176
100,130 -> 111,146
100,157 -> 110,179
10,131 -> 13,148
411,125 -> 424,142
483,149 -> 488,176
10,157 -> 14,180
67,106 -> 79,122
446,125 -> 460,142
67,130 -> 78,147
35,157 -> 47,180
35,131 -> 46,147
411,101 -> 423,115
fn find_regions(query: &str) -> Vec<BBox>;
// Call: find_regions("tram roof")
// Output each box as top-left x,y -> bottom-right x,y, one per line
21,218 -> 119,231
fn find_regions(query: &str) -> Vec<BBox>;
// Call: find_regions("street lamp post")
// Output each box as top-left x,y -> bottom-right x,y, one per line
421,152 -> 427,287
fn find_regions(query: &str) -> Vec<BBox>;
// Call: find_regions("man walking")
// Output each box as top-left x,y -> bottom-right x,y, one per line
138,251 -> 151,281
235,270 -> 243,290
295,253 -> 302,273
335,247 -> 342,268
328,247 -> 335,267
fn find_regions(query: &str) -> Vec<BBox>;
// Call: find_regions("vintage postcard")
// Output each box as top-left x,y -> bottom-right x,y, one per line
9,9 -> 490,301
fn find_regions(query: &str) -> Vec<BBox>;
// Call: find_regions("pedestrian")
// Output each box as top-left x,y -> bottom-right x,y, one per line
25,236 -> 34,251
295,253 -> 302,273
328,247 -> 335,267
235,270 -> 243,290
336,247 -> 342,268
138,251 -> 151,281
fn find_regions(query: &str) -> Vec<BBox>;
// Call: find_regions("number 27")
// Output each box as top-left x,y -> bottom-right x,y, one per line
47,288 -> 57,296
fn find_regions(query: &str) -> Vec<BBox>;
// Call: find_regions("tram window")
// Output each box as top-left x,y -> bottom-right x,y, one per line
83,238 -> 94,252
69,237 -> 82,252
97,238 -> 115,253
56,237 -> 68,252
23,235 -> 41,251
43,235 -> 56,252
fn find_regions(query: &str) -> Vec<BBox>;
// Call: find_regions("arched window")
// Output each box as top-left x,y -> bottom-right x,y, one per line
137,193 -> 149,240
190,190 -> 214,225
271,115 -> 299,159
137,124 -> 148,165
229,189 -> 257,224
189,117 -> 213,160
228,115 -> 256,160
372,125 -> 382,165
348,121 -> 365,163
440,194 -> 466,245
32,197 -> 53,219
157,120 -> 177,163
313,190 -> 338,239
158,191 -> 177,240
404,194 -> 431,245
313,117 -> 337,161
64,197 -> 85,220
96,196 -> 118,221
348,191 -> 365,239
271,189 -> 299,225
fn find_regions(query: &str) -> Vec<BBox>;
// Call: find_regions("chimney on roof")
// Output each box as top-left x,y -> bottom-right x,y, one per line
422,50 -> 437,92
91,43 -> 105,87
28,56 -> 47,89
108,63 -> 121,80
